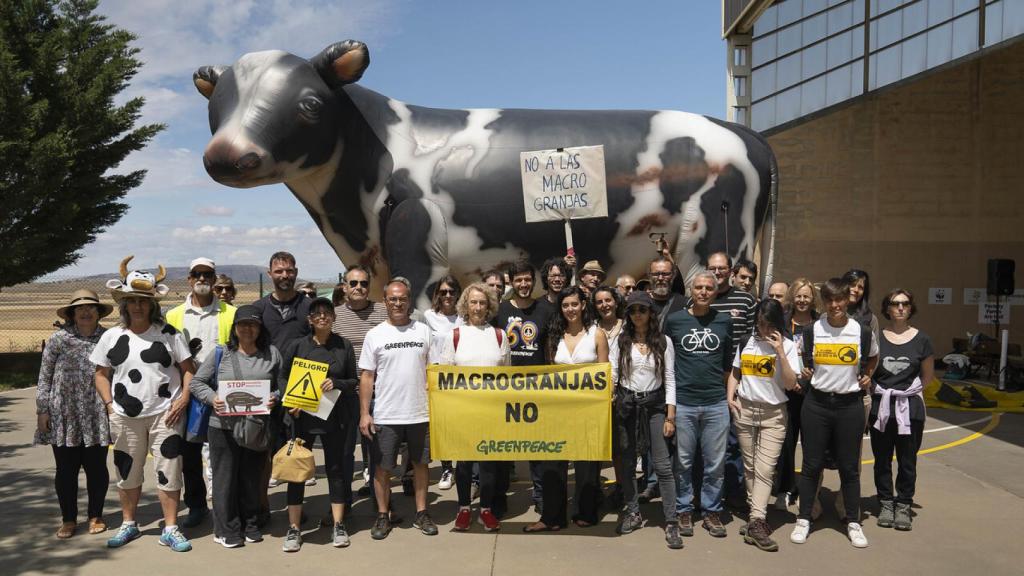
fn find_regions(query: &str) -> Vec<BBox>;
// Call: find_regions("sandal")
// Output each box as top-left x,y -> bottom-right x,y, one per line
56,522 -> 76,539
88,517 -> 107,534
522,521 -> 560,533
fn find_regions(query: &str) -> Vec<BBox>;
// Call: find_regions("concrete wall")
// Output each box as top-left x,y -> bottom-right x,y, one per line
767,39 -> 1024,357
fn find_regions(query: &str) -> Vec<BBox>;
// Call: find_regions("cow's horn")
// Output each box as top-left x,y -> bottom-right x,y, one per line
119,255 -> 133,279
155,265 -> 166,283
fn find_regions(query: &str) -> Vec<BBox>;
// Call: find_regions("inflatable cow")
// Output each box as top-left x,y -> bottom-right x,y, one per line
195,40 -> 778,306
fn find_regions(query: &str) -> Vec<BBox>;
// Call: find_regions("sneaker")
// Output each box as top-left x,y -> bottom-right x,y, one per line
282,527 -> 302,552
453,508 -> 472,532
678,512 -> 694,537
635,456 -> 643,474
414,510 -> 438,536
478,509 -> 501,532
158,527 -> 193,552
877,500 -> 895,528
106,523 -> 141,548
615,512 -> 643,535
790,519 -> 810,544
438,469 -> 454,490
304,477 -> 318,487
213,535 -> 243,549
180,507 -> 208,528
370,513 -> 392,540
702,512 -> 727,538
268,478 -> 280,488
847,522 -> 869,548
665,523 -> 684,549
332,522 -> 350,548
743,518 -> 779,552
362,467 -> 370,484
244,527 -> 263,543
894,502 -> 913,531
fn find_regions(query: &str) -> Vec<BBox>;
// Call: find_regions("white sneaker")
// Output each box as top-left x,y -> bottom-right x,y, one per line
790,519 -> 810,544
304,476 -> 317,487
438,469 -> 454,490
635,457 -> 643,474
847,522 -> 869,548
362,467 -> 370,483
268,478 -> 280,488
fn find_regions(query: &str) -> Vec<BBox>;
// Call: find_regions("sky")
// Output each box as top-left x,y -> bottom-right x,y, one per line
51,0 -> 727,282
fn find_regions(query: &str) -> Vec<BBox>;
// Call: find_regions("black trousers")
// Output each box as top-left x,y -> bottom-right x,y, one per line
773,389 -> 804,497
870,417 -> 924,505
52,445 -> 108,522
287,426 -> 350,506
798,389 -> 865,522
537,460 -> 601,527
208,426 -> 266,538
181,439 -> 207,511
456,460 -> 509,514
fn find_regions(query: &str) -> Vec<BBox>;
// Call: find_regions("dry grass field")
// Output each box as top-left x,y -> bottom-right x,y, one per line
0,279 -> 263,352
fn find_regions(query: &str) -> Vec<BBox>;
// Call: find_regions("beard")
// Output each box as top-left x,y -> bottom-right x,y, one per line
274,277 -> 294,292
193,284 -> 212,296
651,283 -> 670,299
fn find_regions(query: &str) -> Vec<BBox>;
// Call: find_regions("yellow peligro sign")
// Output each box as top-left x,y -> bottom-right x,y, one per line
740,354 -> 776,377
813,343 -> 859,366
427,363 -> 612,461
283,357 -> 328,411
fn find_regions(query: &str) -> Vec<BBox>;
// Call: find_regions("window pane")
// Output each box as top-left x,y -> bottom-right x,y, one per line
752,98 -> 776,131
801,75 -> 827,115
827,30 -> 853,68
803,12 -> 828,44
985,0 -> 1003,46
903,1 -> 928,36
779,0 -> 803,27
928,0 -> 953,27
927,21 -> 953,67
852,23 -> 866,55
851,58 -> 865,96
778,25 -> 803,55
803,43 -> 827,80
753,63 -> 777,97
828,2 -> 854,34
952,10 -> 978,59
777,52 -> 803,90
753,34 -> 777,67
734,46 -> 748,67
805,0 -> 829,17
755,4 -> 779,36
776,86 -> 803,125
734,76 -> 747,97
867,52 -> 878,89
875,43 -> 902,88
853,0 -> 867,22
1003,0 -> 1024,40
901,34 -> 927,78
826,62 -> 853,105
735,107 -> 748,125
877,10 -> 903,49
953,0 -> 976,17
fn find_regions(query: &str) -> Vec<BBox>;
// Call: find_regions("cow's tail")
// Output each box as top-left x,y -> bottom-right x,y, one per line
761,150 -> 779,292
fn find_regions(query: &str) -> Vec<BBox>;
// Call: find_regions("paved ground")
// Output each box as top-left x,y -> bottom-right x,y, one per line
2,386 -> 1021,576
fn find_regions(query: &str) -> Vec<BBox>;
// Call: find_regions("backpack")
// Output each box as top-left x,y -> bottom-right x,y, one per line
801,320 -> 873,374
452,326 -> 504,352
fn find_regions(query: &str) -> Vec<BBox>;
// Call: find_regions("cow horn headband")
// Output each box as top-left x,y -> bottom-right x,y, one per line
107,255 -> 170,301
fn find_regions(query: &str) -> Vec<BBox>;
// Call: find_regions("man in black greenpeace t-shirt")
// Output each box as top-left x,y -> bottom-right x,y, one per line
491,261 -> 554,511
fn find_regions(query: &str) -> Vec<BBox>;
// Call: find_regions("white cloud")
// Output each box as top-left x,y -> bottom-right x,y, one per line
112,142 -> 215,198
194,205 -> 235,217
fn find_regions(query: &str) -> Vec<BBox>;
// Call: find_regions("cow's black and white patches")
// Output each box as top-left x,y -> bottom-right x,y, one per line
160,434 -> 182,459
113,450 -> 133,481
385,169 -> 424,202
157,382 -> 172,398
161,324 -> 178,335
157,471 -> 169,485
659,137 -> 711,215
140,341 -> 172,367
692,164 -> 750,259
113,383 -> 143,417
107,334 -> 131,366
384,199 -> 433,296
128,369 -> 142,383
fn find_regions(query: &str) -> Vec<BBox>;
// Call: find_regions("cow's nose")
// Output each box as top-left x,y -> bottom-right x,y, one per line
236,152 -> 261,171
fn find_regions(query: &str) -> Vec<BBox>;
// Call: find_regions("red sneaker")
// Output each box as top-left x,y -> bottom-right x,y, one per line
454,508 -> 471,532
479,509 -> 501,532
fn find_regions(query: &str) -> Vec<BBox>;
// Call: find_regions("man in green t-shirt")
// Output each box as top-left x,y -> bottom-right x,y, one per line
663,271 -> 733,539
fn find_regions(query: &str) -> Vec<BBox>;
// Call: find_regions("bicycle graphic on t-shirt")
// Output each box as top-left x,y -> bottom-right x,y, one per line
680,328 -> 721,352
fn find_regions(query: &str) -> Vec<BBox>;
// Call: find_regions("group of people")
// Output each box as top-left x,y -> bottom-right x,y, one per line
35,248 -> 933,554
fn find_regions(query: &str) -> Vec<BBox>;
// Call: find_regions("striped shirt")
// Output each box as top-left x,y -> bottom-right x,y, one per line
332,301 -> 388,368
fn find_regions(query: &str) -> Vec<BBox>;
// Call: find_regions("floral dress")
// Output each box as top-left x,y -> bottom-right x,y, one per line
34,326 -> 110,447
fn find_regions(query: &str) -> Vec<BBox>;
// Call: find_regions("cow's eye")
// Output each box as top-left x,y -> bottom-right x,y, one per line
298,96 -> 322,119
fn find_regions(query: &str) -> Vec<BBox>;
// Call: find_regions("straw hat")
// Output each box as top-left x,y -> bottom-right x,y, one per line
57,289 -> 114,321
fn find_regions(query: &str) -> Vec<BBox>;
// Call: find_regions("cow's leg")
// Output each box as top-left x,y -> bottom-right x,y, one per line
384,199 -> 449,308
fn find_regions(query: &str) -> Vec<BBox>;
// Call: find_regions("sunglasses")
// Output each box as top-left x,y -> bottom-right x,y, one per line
213,285 -> 234,293
889,300 -> 911,308
437,289 -> 457,296
190,270 -> 215,279
348,280 -> 370,288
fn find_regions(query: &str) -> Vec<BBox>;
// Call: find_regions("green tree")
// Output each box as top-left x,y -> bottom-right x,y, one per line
0,0 -> 162,287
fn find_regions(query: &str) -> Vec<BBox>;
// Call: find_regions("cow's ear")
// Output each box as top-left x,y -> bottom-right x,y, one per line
193,66 -> 228,99
312,40 -> 370,88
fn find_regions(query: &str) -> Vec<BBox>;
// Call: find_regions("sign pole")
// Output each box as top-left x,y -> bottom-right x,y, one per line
564,219 -> 575,257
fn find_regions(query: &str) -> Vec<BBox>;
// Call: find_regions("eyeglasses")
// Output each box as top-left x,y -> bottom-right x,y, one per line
650,271 -> 673,278
309,311 -> 333,319
707,266 -> 730,272
348,280 -> 369,288
889,300 -> 911,308
213,285 -> 234,293
619,285 -> 636,292
190,270 -> 215,279
437,289 -> 457,296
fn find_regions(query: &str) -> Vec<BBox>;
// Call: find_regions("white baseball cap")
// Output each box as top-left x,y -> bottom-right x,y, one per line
189,257 -> 216,272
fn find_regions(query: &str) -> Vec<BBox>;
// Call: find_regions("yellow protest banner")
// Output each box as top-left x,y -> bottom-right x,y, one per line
427,362 -> 612,461
283,357 -> 328,411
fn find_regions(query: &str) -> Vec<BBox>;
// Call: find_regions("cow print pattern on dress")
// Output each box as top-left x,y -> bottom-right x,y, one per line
113,450 -> 133,481
157,382 -> 171,398
113,382 -> 143,417
160,434 -> 182,459
161,324 -> 178,335
140,341 -> 172,367
157,471 -> 169,485
128,369 -> 142,383
107,334 -> 131,366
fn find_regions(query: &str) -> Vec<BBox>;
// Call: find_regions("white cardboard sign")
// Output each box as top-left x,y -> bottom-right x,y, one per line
978,302 -> 1010,325
218,379 -> 270,416
520,145 -> 607,223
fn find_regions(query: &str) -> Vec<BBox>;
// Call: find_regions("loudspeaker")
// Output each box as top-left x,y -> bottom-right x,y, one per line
987,259 -> 1015,296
